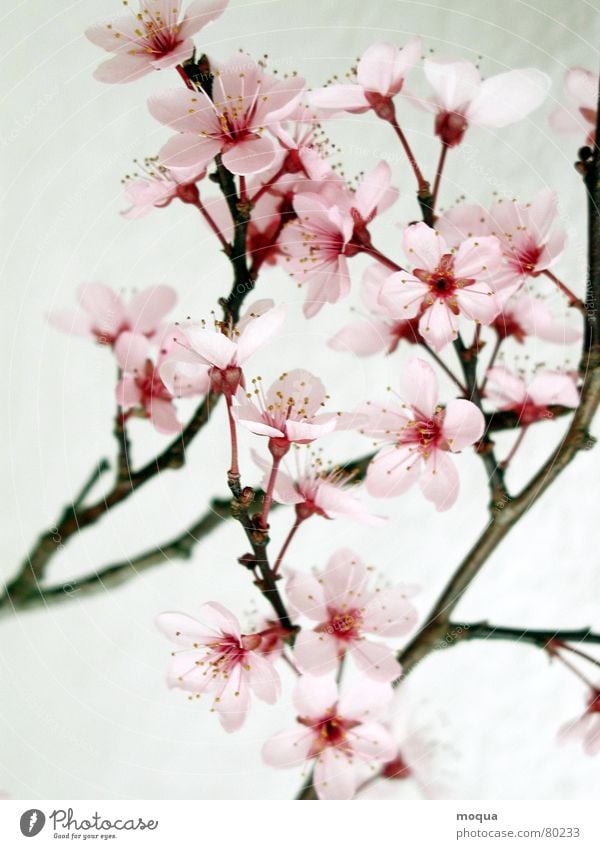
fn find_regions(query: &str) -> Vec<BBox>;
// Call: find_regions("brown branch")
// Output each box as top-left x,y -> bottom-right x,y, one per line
448,622 -> 600,649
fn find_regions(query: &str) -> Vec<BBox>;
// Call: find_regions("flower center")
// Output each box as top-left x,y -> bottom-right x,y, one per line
322,608 -> 363,642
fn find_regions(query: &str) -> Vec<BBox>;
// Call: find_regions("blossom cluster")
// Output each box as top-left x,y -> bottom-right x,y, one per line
44,0 -> 595,799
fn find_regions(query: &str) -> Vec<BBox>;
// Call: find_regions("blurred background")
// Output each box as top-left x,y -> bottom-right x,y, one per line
1,0 -> 599,799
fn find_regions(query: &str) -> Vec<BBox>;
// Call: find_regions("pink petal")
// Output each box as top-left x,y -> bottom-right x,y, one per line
246,651 -> 280,704
235,305 -> 285,363
329,319 -> 391,356
400,357 -> 439,418
293,674 -> 339,720
86,16 -> 140,52
180,0 -> 228,37
285,571 -> 328,620
338,678 -> 393,720
353,160 -> 393,221
308,84 -> 370,113
182,327 -> 238,369
148,88 -> 213,132
322,548 -> 369,609
156,604 -> 240,647
362,263 -> 393,313
94,55 -> 152,84
485,366 -> 527,406
423,58 -> 481,112
222,135 -> 278,176
114,331 -> 150,373
78,283 -> 125,335
265,368 -> 327,416
419,451 -> 460,511
252,450 -> 302,505
214,669 -> 251,732
379,272 -> 427,319
115,376 -> 142,410
158,133 -> 222,176
148,397 -> 181,434
47,309 -> 93,337
125,285 -> 176,334
348,722 -> 397,762
150,38 -> 195,70
357,40 -> 420,97
362,586 -> 419,637
403,222 -> 445,271
315,481 -> 386,525
349,639 -> 403,682
293,630 -> 339,676
262,727 -> 314,767
285,418 -> 337,443
436,204 -> 490,248
527,372 -> 579,408
418,300 -> 460,351
467,69 -> 550,128
313,749 -> 357,800
453,235 -> 502,279
366,444 -> 422,498
442,399 -> 485,451
455,284 -> 499,325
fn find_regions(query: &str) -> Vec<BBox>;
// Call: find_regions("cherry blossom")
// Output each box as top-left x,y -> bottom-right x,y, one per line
121,158 -> 205,218
48,283 -> 176,346
86,0 -> 228,84
379,222 -> 502,351
269,104 -> 333,179
484,366 -> 580,425
157,602 -> 280,732
253,449 -> 385,525
148,56 -> 305,175
115,329 -> 209,433
280,162 -> 398,318
160,299 -> 285,399
559,689 -> 600,756
287,548 -> 418,681
359,358 -> 485,511
492,291 -> 581,345
233,369 -> 338,450
309,39 -> 422,116
330,264 -> 423,356
262,674 -> 397,799
550,68 -> 598,148
418,58 -> 550,147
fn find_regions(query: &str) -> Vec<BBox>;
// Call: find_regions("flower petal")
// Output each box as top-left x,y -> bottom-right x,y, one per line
442,399 -> 485,452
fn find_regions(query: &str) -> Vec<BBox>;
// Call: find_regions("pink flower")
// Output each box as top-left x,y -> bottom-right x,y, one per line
160,299 -> 284,398
280,162 -> 397,318
115,329 -> 209,433
148,56 -> 305,175
86,0 -> 228,84
379,222 -> 502,351
360,358 -> 485,511
262,674 -> 397,799
233,369 -> 337,447
121,158 -> 205,218
492,291 -> 581,345
157,602 -> 281,732
252,449 -> 385,525
48,283 -> 176,346
550,68 -> 598,148
418,58 -> 549,146
484,366 -> 580,424
329,264 -> 423,356
437,192 -> 567,294
559,689 -> 600,756
309,39 -> 422,116
269,103 -> 333,179
287,548 -> 418,682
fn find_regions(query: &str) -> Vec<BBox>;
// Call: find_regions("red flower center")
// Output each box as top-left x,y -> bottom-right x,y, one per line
320,608 -> 363,642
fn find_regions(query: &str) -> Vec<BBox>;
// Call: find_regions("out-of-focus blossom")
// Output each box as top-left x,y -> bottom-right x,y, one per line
86,0 -> 228,84
359,358 -> 485,511
417,58 -> 550,147
287,548 -> 418,681
484,366 -> 579,424
156,601 -> 281,732
550,68 -> 598,148
380,222 -> 502,351
149,55 -> 305,175
559,688 -> 600,756
48,283 -> 176,346
253,449 -> 385,525
309,39 -> 422,116
329,264 -> 423,356
262,674 -> 397,799
233,369 -> 337,449
492,292 -> 581,345
160,299 -> 284,398
115,328 -> 209,432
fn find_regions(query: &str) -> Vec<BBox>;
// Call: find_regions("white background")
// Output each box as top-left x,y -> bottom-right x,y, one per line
1,0 -> 599,800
